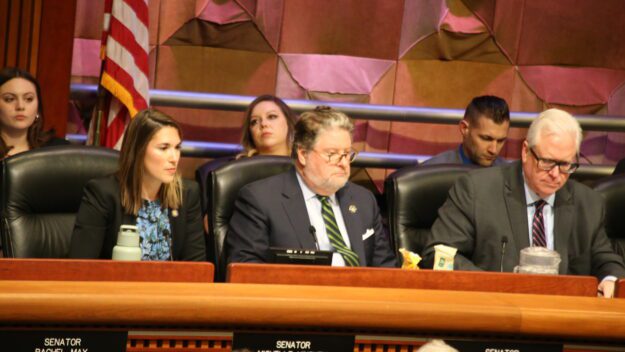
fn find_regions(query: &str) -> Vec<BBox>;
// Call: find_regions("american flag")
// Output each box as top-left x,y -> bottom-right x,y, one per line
91,0 -> 149,149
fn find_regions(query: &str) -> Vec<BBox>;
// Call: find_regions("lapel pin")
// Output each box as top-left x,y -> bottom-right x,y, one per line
171,209 -> 179,218
349,205 -> 357,214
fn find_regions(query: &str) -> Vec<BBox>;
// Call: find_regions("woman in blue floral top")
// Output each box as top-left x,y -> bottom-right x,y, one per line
70,109 -> 206,261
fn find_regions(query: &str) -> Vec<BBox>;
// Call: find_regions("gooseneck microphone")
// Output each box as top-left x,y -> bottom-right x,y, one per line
500,236 -> 509,272
309,225 -> 320,251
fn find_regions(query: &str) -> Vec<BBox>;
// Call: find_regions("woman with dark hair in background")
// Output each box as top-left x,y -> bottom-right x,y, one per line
70,109 -> 206,261
0,67 -> 68,158
238,94 -> 297,158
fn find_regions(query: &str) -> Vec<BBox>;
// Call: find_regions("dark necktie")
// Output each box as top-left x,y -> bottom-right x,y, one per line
317,195 -> 360,267
532,200 -> 547,247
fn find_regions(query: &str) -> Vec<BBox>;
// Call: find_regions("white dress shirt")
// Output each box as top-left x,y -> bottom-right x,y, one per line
296,172 -> 352,267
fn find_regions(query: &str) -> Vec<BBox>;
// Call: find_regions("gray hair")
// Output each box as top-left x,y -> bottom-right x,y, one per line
291,106 -> 354,159
526,108 -> 582,152
416,340 -> 458,352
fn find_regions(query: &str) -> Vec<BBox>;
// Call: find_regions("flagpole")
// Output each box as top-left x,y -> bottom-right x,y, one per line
93,65 -> 107,146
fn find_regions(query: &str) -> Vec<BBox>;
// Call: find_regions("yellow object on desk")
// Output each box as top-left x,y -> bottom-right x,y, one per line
399,248 -> 422,270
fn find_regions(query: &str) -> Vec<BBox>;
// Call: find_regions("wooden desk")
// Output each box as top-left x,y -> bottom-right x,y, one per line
227,263 -> 598,296
0,258 -> 214,282
617,278 -> 625,298
0,281 -> 623,348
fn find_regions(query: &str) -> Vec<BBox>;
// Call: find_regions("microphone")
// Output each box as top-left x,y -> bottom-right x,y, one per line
500,236 -> 508,272
309,225 -> 320,251
163,229 -> 173,261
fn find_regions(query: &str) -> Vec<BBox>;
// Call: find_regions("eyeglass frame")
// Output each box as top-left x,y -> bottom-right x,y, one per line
311,148 -> 358,164
528,147 -> 579,174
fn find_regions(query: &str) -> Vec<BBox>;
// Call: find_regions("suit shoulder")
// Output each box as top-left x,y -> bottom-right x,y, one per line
182,178 -> 200,193
568,178 -> 602,201
85,174 -> 119,194
422,149 -> 459,165
241,171 -> 290,192
342,181 -> 378,204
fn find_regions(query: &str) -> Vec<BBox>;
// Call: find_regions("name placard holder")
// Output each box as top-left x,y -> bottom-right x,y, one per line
0,330 -> 127,352
233,332 -> 354,352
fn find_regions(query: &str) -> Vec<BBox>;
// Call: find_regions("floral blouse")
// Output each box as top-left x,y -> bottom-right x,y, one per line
136,199 -> 172,261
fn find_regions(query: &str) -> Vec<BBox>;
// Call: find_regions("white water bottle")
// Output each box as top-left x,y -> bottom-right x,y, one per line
112,225 -> 142,261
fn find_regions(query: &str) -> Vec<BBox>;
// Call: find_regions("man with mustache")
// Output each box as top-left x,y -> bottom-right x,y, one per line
422,108 -> 625,297
227,106 -> 397,267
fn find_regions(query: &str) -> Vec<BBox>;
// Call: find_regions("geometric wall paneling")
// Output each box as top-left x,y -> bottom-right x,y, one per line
156,0 -> 198,45
369,62 -> 397,107
154,45 -> 277,94
231,0 -> 285,51
74,0 -> 105,39
518,66 -> 625,107
511,0 -> 625,68
399,31 -> 509,65
196,0 -> 252,24
148,0 -> 161,44
393,60 -> 516,108
605,131 -> 625,162
280,0 -> 404,60
465,0 -> 625,69
436,0 -> 509,64
279,54 -> 396,95
387,122 -> 458,156
276,58 -> 306,98
157,106 -> 244,144
71,38 -> 101,80
398,0 -> 446,58
163,19 -> 275,53
608,82 -> 625,116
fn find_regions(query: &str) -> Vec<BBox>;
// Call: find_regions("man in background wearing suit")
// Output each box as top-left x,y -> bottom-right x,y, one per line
422,108 -> 625,297
226,106 -> 397,267
423,95 -> 510,167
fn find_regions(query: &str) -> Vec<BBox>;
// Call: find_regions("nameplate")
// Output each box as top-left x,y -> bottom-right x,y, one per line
447,339 -> 562,352
0,330 -> 127,352
233,332 -> 354,352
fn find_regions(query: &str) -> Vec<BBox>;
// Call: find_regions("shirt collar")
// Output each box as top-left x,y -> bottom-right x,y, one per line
295,171 -> 337,204
458,144 -> 474,165
522,171 -> 555,207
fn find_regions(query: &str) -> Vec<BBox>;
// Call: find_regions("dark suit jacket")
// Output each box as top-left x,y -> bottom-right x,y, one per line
226,169 -> 397,267
613,158 -> 625,175
69,175 -> 206,261
422,161 -> 625,279
422,147 -> 507,166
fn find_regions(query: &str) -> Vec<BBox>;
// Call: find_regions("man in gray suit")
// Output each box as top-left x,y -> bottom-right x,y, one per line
423,95 -> 510,167
227,106 -> 397,267
422,108 -> 625,297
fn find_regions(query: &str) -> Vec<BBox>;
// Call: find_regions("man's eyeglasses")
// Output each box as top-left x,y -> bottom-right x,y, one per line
313,149 -> 358,164
529,147 -> 579,174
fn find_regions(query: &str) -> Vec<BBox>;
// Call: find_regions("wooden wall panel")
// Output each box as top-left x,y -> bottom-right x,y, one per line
0,0 -> 74,137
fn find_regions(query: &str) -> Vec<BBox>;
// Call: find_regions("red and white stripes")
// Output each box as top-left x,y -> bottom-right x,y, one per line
97,0 -> 149,149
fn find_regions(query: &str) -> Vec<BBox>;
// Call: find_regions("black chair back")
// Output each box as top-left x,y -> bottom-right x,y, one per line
1,145 -> 119,258
385,164 -> 475,255
593,174 -> 625,260
207,155 -> 293,280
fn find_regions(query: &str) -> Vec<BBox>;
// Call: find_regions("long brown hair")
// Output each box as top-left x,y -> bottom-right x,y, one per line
239,94 -> 297,158
0,67 -> 53,157
118,109 -> 183,215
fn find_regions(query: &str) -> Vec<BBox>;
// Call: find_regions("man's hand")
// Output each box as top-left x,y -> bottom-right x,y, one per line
597,279 -> 616,298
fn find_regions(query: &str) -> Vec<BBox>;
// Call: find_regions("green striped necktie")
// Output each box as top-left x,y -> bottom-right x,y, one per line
317,195 -> 360,267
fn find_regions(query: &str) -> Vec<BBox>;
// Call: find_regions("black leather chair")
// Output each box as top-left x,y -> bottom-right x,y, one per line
384,164 -> 476,256
0,145 -> 119,258
593,174 -> 625,261
207,155 -> 293,280
195,156 -> 233,216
